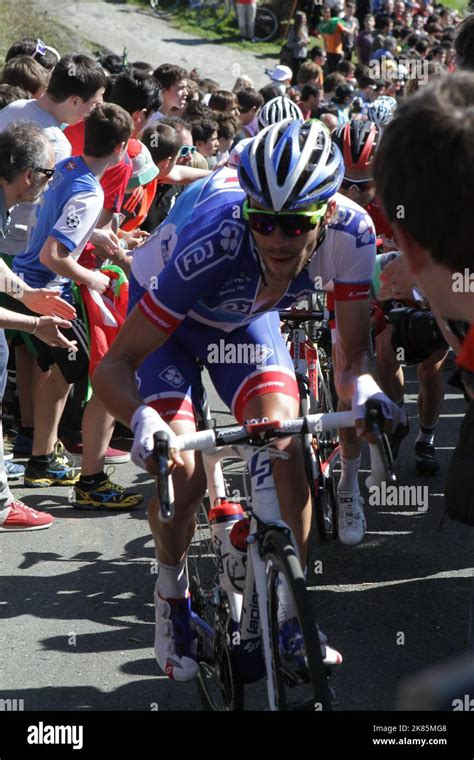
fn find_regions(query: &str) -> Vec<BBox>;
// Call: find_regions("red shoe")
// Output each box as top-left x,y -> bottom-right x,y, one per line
0,500 -> 54,531
61,437 -> 130,464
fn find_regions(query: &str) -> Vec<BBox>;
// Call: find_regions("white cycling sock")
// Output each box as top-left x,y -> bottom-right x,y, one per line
156,558 -> 188,599
338,454 -> 361,494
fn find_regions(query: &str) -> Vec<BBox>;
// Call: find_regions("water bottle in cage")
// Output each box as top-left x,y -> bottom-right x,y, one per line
227,517 -> 250,593
208,499 -> 245,624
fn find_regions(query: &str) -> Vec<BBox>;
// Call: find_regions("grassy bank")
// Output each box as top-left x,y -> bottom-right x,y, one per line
0,0 -> 104,62
129,0 -> 283,57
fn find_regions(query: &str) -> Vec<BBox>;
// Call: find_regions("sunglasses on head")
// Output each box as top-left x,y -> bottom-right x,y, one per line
33,38 -> 46,59
178,145 -> 197,158
34,167 -> 55,179
340,176 -> 373,191
243,199 -> 328,238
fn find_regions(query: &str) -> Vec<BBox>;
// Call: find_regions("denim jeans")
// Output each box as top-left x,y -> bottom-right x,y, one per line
0,329 -> 13,509
236,3 -> 257,39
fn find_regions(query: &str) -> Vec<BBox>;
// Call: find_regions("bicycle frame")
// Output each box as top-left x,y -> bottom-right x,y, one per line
199,439 -> 293,710
155,410 -> 390,710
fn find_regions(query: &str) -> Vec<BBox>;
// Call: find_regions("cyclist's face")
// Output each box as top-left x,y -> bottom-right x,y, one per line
339,165 -> 375,207
249,201 -> 335,283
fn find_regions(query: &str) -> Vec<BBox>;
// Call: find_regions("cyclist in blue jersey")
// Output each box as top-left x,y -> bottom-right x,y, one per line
93,119 -> 400,682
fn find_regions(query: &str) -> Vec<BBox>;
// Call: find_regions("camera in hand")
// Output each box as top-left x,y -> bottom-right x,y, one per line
387,306 -> 449,365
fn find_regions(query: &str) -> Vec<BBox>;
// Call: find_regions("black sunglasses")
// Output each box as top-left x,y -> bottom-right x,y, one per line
340,177 -> 373,191
243,201 -> 327,238
34,167 -> 55,179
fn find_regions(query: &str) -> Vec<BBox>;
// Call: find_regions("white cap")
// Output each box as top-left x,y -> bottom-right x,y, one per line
265,65 -> 293,83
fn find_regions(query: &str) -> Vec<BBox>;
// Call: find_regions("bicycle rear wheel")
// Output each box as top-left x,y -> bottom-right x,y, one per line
307,439 -> 338,542
187,501 -> 244,710
149,0 -> 181,13
253,6 -> 279,42
299,377 -> 337,542
195,0 -> 231,29
263,529 -> 332,711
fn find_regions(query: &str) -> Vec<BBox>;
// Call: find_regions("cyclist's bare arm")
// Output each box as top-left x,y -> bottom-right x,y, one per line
92,304 -> 169,428
333,298 -> 373,405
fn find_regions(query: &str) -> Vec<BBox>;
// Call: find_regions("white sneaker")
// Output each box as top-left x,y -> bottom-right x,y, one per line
154,584 -> 198,682
318,626 -> 343,666
337,491 -> 366,546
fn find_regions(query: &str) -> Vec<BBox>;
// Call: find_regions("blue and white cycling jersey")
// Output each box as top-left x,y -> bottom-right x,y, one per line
131,167 -> 376,336
13,156 -> 103,302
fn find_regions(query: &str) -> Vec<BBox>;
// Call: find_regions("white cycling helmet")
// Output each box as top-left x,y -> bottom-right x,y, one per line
238,118 -> 344,212
366,96 -> 398,127
257,96 -> 303,130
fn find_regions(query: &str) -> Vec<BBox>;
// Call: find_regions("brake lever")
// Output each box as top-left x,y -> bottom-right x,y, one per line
153,431 -> 174,522
365,400 -> 397,484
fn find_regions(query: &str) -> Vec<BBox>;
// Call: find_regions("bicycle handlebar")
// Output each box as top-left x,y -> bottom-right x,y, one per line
153,408 -> 396,521
278,309 -> 325,323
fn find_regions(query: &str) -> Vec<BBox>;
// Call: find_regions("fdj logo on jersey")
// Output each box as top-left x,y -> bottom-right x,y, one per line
249,456 -> 272,488
159,365 -> 185,388
174,220 -> 244,280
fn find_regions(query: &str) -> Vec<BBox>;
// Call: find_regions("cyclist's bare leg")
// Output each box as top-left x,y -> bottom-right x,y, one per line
240,392 -> 311,565
148,419 -> 206,567
375,325 -> 405,403
417,349 -> 449,429
332,340 -> 362,487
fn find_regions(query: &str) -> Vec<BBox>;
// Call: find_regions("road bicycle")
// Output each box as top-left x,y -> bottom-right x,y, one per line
149,0 -> 279,40
230,1 -> 279,42
153,404 -> 394,711
252,5 -> 279,42
149,0 -> 231,30
280,296 -> 339,542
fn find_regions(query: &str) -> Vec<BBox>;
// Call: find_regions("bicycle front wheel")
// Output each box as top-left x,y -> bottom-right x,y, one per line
196,0 -> 231,29
253,6 -> 279,42
263,529 -> 332,711
187,501 -> 244,711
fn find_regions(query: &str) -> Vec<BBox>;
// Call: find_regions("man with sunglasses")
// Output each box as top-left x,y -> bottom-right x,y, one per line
93,118 -> 400,682
0,121 -> 77,532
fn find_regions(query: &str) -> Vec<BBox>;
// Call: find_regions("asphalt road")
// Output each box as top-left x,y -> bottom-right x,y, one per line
1,360 -> 473,713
